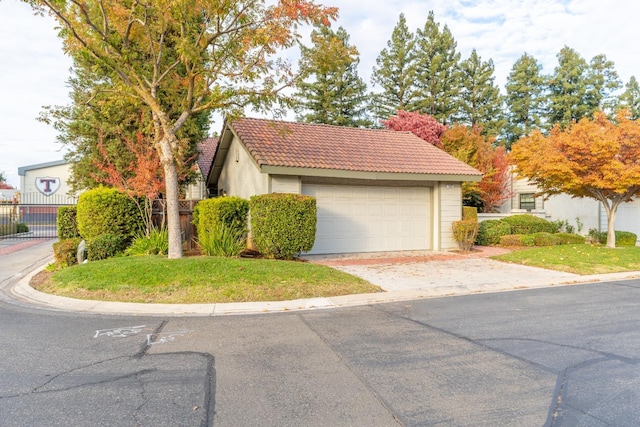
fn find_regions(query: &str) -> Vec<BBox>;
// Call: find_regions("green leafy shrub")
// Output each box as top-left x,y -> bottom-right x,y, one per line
77,187 -> 143,247
125,227 -> 169,256
87,234 -> 125,261
452,220 -> 478,252
462,206 -> 478,222
53,238 -> 82,268
587,229 -> 637,246
615,231 -> 638,246
57,206 -> 80,239
531,232 -> 562,246
250,193 -> 317,259
556,233 -> 586,244
499,234 -> 536,247
501,214 -> 555,234
198,223 -> 247,257
476,220 -> 512,246
16,223 -> 29,233
193,197 -> 249,238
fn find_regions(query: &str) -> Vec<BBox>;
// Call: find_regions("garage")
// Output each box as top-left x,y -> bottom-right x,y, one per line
302,183 -> 431,254
208,117 -> 482,253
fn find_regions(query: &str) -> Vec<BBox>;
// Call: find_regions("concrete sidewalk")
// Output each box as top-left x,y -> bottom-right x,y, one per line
3,240 -> 640,316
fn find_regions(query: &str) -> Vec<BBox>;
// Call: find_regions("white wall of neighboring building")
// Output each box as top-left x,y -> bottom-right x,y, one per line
496,172 -> 601,234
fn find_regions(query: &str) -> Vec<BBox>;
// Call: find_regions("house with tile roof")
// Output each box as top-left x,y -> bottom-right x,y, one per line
205,117 -> 483,254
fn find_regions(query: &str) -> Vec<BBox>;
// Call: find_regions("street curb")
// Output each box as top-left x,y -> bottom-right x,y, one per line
10,262 -> 640,317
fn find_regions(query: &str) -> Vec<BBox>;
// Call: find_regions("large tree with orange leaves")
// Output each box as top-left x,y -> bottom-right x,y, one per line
511,110 -> 640,248
26,0 -> 337,258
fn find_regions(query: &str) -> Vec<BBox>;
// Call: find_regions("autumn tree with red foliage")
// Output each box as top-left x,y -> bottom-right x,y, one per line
441,125 -> 511,212
92,132 -> 167,235
381,110 -> 447,148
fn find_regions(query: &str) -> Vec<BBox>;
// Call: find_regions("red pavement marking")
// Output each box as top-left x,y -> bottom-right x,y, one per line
0,239 -> 50,256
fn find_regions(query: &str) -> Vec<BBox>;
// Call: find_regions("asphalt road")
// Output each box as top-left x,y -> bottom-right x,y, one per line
2,277 -> 640,426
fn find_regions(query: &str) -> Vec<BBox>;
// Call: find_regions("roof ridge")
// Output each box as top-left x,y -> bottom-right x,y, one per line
234,116 -> 415,135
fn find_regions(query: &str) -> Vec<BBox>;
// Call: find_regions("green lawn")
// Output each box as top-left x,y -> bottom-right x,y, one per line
35,255 -> 381,304
493,244 -> 640,275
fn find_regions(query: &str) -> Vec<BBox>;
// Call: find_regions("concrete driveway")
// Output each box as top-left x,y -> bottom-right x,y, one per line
304,247 -> 630,297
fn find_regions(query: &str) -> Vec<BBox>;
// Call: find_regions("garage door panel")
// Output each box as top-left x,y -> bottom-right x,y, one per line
303,183 -> 431,254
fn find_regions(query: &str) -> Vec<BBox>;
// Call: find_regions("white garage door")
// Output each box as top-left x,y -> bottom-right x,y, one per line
302,184 -> 431,254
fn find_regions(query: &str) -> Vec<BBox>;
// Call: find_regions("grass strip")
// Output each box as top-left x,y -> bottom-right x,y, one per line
493,244 -> 640,275
36,255 -> 381,303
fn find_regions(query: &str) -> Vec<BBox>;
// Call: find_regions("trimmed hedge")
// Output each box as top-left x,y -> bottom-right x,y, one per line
57,206 -> 80,239
588,229 -> 638,246
476,220 -> 512,246
477,215 -> 558,246
499,232 -> 586,247
462,206 -> 478,222
77,187 -> 143,247
250,193 -> 317,259
501,214 -> 555,234
556,233 -> 586,245
193,197 -> 249,238
615,231 -> 638,246
53,238 -> 82,268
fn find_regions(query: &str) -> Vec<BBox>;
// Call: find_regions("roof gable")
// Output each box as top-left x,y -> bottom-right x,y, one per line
209,117 -> 482,183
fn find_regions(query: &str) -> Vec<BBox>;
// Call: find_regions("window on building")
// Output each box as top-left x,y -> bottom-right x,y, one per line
519,193 -> 535,211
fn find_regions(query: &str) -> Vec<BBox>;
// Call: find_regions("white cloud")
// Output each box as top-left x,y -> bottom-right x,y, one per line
1,0 -> 638,188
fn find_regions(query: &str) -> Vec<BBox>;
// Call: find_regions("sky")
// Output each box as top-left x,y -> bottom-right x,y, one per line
1,0 -> 638,188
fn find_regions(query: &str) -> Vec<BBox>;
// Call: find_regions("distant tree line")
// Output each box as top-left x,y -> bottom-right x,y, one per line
293,11 -> 640,149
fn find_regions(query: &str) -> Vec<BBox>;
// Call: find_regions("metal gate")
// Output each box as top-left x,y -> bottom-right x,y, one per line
0,192 -> 77,240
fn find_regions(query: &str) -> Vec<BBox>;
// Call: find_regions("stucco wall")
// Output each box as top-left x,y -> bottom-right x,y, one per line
270,175 -> 301,194
217,135 -> 268,199
438,181 -> 462,250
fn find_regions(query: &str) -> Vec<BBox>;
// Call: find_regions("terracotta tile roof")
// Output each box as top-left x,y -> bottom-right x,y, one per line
197,137 -> 218,179
228,117 -> 482,177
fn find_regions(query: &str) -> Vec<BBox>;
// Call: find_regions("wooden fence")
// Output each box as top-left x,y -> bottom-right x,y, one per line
151,199 -> 199,250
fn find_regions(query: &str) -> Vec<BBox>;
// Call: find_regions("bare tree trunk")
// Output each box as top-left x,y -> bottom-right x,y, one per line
606,204 -> 617,249
158,138 -> 183,259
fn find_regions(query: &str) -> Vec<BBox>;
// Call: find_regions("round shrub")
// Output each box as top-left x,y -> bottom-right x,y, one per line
250,193 -> 317,259
77,187 -> 143,246
87,234 -> 125,261
476,220 -> 512,246
57,206 -> 80,239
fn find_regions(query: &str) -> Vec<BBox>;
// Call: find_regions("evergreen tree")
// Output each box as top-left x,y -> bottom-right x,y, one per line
504,53 -> 546,148
458,49 -> 504,137
586,54 -> 622,116
619,76 -> 640,119
370,13 -> 417,123
546,46 -> 591,128
410,11 -> 461,124
295,26 -> 372,127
